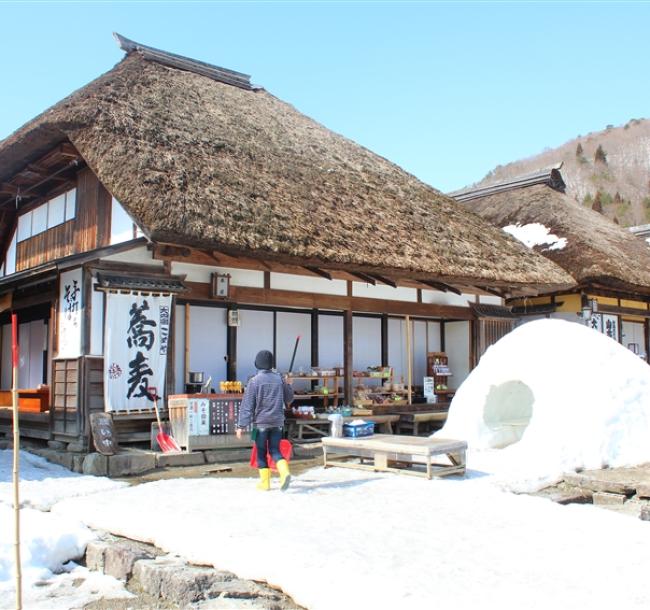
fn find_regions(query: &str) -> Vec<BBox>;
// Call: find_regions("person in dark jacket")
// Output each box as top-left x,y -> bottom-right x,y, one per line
236,349 -> 294,491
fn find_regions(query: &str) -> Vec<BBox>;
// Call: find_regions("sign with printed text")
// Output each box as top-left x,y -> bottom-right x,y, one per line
104,292 -> 172,412
58,268 -> 83,358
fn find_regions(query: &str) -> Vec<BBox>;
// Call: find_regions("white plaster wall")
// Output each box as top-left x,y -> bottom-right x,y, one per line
319,315 -> 343,368
478,295 -> 504,306
421,290 -> 473,307
388,318 -> 407,383
353,283 -> 417,302
427,321 -> 442,353
353,317 -> 381,370
18,321 -> 46,389
276,312 -> 311,373
90,280 -> 105,356
238,310 -> 274,382
102,246 -> 163,266
187,305 -> 228,388
110,198 -> 137,245
445,321 -> 470,391
172,262 -> 264,288
387,318 -> 433,386
412,320 -> 428,387
271,272 -> 348,296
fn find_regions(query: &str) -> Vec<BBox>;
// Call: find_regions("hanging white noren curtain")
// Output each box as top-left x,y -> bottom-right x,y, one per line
104,293 -> 171,412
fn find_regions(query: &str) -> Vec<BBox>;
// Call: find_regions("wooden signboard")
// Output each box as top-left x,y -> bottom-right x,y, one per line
90,412 -> 118,455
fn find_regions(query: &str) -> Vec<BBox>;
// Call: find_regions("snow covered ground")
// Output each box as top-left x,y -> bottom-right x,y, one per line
50,467 -> 650,610
0,451 -> 131,609
4,319 -> 650,609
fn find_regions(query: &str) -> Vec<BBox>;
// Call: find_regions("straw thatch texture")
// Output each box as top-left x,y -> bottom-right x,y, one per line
461,183 -> 650,295
0,53 -> 572,289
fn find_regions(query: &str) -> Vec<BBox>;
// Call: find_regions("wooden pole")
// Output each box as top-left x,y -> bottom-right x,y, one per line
343,310 -> 353,405
184,304 -> 190,385
11,312 -> 22,610
405,315 -> 412,405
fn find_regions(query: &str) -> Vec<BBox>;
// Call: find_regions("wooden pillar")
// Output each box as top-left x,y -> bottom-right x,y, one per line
405,315 -> 412,405
440,320 -> 446,352
184,304 -> 190,384
272,311 -> 277,369
380,314 -> 389,367
645,318 -> 650,364
343,309 -> 353,405
311,309 -> 319,367
226,306 -> 237,381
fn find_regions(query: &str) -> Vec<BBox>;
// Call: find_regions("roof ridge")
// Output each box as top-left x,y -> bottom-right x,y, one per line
451,164 -> 566,202
113,32 -> 259,91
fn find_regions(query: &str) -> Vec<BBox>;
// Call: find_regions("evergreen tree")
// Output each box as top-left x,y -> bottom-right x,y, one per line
576,143 -> 583,157
594,144 -> 607,164
592,191 -> 604,214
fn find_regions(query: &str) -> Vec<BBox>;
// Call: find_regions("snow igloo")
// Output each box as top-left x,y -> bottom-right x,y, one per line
437,319 -> 650,474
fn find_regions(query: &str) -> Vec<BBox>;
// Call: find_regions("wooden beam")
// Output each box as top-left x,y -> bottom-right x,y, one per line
419,280 -> 463,295
304,266 -> 332,280
475,285 -> 504,298
263,271 -> 271,290
348,271 -> 376,285
343,309 -> 353,405
183,283 -> 475,320
370,274 -> 398,288
59,143 -> 80,158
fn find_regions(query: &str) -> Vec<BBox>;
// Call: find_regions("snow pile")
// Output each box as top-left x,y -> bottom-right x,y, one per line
0,504 -> 92,583
438,319 -> 650,491
53,468 -> 650,610
502,222 -> 567,250
0,451 -> 131,608
0,450 -> 126,510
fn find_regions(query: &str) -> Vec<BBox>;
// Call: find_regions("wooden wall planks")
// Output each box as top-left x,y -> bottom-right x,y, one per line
15,167 -> 113,272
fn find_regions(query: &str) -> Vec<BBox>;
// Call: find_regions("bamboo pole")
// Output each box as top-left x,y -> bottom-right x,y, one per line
405,315 -> 412,405
11,313 -> 22,610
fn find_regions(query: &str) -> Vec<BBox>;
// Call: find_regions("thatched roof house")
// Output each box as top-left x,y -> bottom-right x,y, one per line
452,169 -> 650,298
0,35 -> 572,295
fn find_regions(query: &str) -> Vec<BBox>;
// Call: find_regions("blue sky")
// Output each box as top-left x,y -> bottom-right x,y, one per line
1,1 -> 648,191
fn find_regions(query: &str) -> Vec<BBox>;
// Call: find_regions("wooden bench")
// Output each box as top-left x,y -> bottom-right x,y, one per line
287,414 -> 401,440
397,411 -> 448,436
322,434 -> 467,479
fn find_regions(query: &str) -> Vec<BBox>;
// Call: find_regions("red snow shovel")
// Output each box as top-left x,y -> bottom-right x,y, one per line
149,387 -> 181,453
249,438 -> 293,471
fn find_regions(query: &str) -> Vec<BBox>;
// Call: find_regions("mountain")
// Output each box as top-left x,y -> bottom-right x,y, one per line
471,118 -> 650,227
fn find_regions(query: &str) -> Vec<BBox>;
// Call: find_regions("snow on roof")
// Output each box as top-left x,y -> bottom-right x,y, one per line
502,222 -> 567,251
437,318 -> 650,492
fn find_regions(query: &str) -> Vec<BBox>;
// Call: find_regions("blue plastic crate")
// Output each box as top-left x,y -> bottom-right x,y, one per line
343,421 -> 375,438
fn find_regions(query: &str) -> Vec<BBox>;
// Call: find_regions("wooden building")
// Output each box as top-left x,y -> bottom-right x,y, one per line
452,168 -> 650,361
0,35 -> 572,448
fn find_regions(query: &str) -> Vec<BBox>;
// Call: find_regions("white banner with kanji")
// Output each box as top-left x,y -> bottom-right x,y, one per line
104,293 -> 171,412
58,268 -> 83,358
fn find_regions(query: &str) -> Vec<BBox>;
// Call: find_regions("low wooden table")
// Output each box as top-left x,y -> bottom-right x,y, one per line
322,434 -> 467,479
397,411 -> 448,436
287,414 -> 401,440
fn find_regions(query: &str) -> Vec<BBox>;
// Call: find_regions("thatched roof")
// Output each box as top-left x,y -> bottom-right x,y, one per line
453,175 -> 650,297
0,41 -> 573,293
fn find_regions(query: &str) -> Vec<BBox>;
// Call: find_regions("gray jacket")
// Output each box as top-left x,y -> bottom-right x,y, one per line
237,370 -> 294,429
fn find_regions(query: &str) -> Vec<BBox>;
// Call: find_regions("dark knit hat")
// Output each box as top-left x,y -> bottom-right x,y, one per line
254,350 -> 274,370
